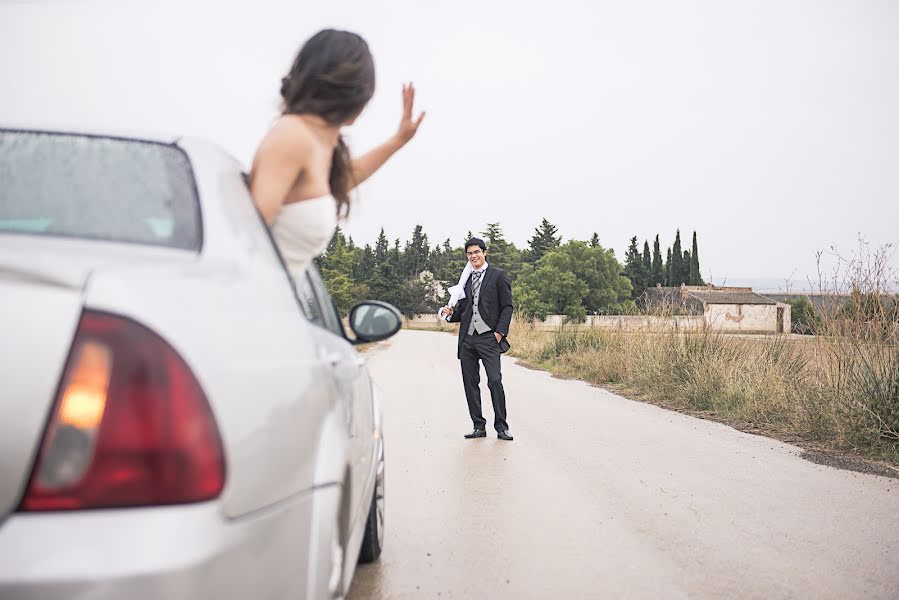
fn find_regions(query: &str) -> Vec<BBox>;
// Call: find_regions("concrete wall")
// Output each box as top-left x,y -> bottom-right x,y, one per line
405,314 -> 457,329
406,304 -> 791,334
704,304 -> 784,333
780,303 -> 791,334
405,314 -> 705,332
538,315 -> 705,331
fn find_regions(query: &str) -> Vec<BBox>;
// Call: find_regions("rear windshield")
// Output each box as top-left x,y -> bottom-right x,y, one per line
0,130 -> 201,250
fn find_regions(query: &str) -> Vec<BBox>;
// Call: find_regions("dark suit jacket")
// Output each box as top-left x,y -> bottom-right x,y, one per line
448,266 -> 513,358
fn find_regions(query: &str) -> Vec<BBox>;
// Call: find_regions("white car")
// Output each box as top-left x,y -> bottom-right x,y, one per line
0,127 -> 398,599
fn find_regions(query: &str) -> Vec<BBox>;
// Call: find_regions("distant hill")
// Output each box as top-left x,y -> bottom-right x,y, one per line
708,277 -> 814,293
709,277 -> 898,294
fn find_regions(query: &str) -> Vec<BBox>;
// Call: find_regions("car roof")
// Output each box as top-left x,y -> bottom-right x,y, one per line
0,122 -> 180,145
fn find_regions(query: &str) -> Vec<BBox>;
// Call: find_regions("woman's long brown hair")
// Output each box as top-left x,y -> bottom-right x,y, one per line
280,29 -> 375,217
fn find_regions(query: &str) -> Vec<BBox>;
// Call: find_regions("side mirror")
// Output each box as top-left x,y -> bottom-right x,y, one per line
349,300 -> 403,343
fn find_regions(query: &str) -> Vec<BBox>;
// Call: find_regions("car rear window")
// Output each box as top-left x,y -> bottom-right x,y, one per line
0,130 -> 201,250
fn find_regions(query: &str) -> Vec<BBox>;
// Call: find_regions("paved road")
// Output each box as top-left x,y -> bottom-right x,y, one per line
348,330 -> 899,599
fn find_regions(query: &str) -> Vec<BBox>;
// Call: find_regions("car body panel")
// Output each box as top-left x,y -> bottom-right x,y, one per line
0,265 -> 82,520
0,492 -> 322,599
0,128 -> 389,597
0,236 -> 206,519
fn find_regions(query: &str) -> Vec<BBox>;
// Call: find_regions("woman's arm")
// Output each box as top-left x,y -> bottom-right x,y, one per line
249,119 -> 314,224
350,83 -> 425,188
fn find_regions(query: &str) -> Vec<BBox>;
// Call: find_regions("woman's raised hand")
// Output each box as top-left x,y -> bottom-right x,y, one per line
395,83 -> 425,145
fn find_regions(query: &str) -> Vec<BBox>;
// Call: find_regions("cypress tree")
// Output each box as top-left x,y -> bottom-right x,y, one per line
623,236 -> 644,299
665,247 -> 673,286
670,230 -> 683,286
683,250 -> 691,285
689,231 -> 703,285
641,240 -> 652,291
651,235 -> 664,286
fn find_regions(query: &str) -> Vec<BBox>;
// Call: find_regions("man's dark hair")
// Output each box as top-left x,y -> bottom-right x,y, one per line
464,237 -> 487,252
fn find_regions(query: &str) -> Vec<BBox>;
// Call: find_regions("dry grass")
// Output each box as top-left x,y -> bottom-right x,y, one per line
508,240 -> 899,463
401,238 -> 898,463
508,319 -> 899,464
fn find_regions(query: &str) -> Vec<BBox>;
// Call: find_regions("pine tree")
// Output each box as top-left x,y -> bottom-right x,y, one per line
641,240 -> 652,291
527,218 -> 561,263
374,228 -> 389,265
402,224 -> 429,278
436,238 -> 466,286
651,235 -> 664,286
481,222 -> 521,277
590,233 -> 600,248
368,238 -> 404,308
324,225 -> 342,257
320,227 -> 352,275
354,244 -> 376,282
482,223 -> 503,246
689,231 -> 703,285
391,238 -> 401,262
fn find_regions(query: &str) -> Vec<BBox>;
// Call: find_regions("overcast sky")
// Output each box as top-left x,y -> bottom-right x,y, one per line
2,0 -> 897,289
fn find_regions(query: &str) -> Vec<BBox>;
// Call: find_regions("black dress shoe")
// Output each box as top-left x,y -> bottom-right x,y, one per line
464,429 -> 487,439
497,430 -> 514,441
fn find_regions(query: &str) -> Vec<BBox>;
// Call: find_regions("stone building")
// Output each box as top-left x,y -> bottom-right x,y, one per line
645,285 -> 791,334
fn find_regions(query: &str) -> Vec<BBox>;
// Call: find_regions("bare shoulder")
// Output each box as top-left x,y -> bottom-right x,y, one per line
255,115 -> 315,161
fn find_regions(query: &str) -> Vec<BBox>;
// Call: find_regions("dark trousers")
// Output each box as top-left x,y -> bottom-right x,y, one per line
460,331 -> 508,432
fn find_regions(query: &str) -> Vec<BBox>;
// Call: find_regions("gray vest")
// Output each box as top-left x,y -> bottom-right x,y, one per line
467,270 -> 492,336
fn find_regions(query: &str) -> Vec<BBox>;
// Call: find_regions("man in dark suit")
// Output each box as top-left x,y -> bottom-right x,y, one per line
441,237 -> 514,441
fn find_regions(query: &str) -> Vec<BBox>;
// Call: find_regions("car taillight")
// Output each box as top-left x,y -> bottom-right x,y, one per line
20,310 -> 225,511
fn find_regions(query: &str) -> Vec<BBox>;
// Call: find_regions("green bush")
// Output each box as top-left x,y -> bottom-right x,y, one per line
787,295 -> 818,334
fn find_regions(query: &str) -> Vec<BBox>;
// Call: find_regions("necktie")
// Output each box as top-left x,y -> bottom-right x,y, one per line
471,270 -> 482,298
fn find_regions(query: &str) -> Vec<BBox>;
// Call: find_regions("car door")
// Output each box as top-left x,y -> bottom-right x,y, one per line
297,269 -> 374,520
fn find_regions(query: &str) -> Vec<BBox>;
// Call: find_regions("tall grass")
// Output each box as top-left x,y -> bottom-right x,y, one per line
508,241 -> 899,461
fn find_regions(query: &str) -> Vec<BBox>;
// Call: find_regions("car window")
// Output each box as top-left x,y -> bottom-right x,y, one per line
0,129 -> 201,250
307,267 -> 346,338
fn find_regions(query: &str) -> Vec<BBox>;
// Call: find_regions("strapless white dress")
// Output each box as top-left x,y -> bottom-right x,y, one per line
270,195 -> 338,275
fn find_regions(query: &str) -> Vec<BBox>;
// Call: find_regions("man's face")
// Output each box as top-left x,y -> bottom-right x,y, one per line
466,245 -> 486,269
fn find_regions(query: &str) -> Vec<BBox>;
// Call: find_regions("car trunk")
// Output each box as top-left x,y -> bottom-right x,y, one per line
0,235 -> 202,520
0,257 -> 88,519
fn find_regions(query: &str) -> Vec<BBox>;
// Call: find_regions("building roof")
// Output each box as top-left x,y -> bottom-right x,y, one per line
685,290 -> 776,305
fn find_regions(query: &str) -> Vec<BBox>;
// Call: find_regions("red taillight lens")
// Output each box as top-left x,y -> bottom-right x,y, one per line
21,310 -> 225,511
